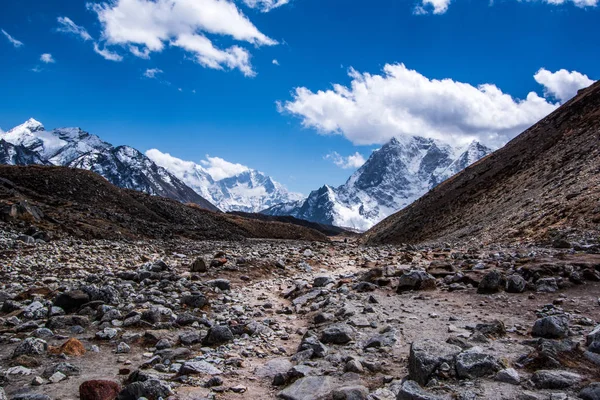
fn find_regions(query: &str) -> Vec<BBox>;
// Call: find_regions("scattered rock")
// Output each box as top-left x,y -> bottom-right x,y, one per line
79,380 -> 122,400
531,315 -> 569,339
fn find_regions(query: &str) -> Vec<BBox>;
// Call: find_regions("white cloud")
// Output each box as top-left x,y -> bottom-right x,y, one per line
325,152 -> 366,169
31,66 -> 43,73
171,33 -> 255,76
242,0 -> 291,12
57,17 -> 93,41
1,29 -> 24,47
93,43 -> 123,61
40,53 -> 55,63
129,45 -> 151,59
146,149 -> 250,181
415,0 -> 452,14
272,59 -> 280,66
540,0 -> 598,6
279,63 -> 569,148
201,156 -> 250,180
88,0 -> 277,75
534,68 -> 595,103
143,68 -> 163,78
417,0 -> 597,14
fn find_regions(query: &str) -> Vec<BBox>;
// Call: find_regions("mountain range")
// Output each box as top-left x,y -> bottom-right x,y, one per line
145,149 -> 303,213
0,119 -> 492,228
264,136 -> 492,231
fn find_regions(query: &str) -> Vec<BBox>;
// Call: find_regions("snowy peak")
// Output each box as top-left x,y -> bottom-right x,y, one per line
264,136 -> 493,231
0,119 -> 218,211
145,149 -> 301,213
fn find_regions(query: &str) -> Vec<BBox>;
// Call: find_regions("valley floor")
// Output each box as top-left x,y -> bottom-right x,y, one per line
0,227 -> 599,400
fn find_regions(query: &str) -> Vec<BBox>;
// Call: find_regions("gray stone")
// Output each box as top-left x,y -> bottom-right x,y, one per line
536,278 -> 559,293
320,324 -> 354,344
179,331 -> 202,346
505,275 -> 526,293
313,275 -> 334,287
455,348 -> 502,379
277,376 -> 334,400
408,339 -> 461,385
531,315 -> 569,339
179,361 -> 223,375
477,270 -> 502,294
48,371 -> 67,383
396,380 -> 447,400
12,337 -> 47,358
181,294 -> 209,308
495,368 -> 521,385
202,325 -> 234,346
190,258 -> 207,272
531,370 -> 582,389
254,358 -> 293,379
586,325 -> 600,346
580,383 -> 600,400
117,379 -> 173,400
207,279 -> 231,291
332,385 -> 369,400
397,270 -> 436,293
117,342 -> 131,353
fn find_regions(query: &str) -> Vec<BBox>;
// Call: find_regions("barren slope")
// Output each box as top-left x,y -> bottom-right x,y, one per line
364,81 -> 600,246
0,165 -> 328,242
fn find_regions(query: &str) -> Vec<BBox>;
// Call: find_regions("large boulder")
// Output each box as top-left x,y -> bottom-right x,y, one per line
53,290 -> 90,313
397,270 -> 436,293
505,275 -> 526,293
320,324 -> 354,344
455,348 -> 502,379
532,370 -> 582,389
477,271 -> 502,294
408,339 -> 461,385
531,315 -> 569,339
117,379 -> 173,400
13,337 -> 47,358
202,325 -> 234,346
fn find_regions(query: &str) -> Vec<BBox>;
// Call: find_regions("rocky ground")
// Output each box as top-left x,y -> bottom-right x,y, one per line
1,226 -> 599,400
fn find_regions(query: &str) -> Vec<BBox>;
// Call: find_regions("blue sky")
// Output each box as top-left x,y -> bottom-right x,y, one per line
0,0 -> 598,194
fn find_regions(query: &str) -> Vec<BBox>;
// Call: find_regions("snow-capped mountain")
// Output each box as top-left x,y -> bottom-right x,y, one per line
263,136 -> 493,231
146,150 -> 303,213
0,119 -> 218,211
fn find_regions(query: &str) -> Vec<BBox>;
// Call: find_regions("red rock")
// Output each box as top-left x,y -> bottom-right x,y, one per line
79,380 -> 121,400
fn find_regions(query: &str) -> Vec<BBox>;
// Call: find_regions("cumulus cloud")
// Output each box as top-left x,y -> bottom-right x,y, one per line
272,59 -> 280,66
534,68 -> 595,103
278,63 -> 577,148
40,53 -> 55,63
93,43 -> 123,61
1,29 -> 24,47
146,149 -> 250,181
201,155 -> 250,180
87,0 -> 277,75
325,152 -> 366,169
242,0 -> 291,12
57,17 -> 93,41
143,68 -> 163,78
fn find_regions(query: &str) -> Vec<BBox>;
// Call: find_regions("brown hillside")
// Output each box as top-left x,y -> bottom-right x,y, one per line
0,165 -> 328,242
364,81 -> 600,246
